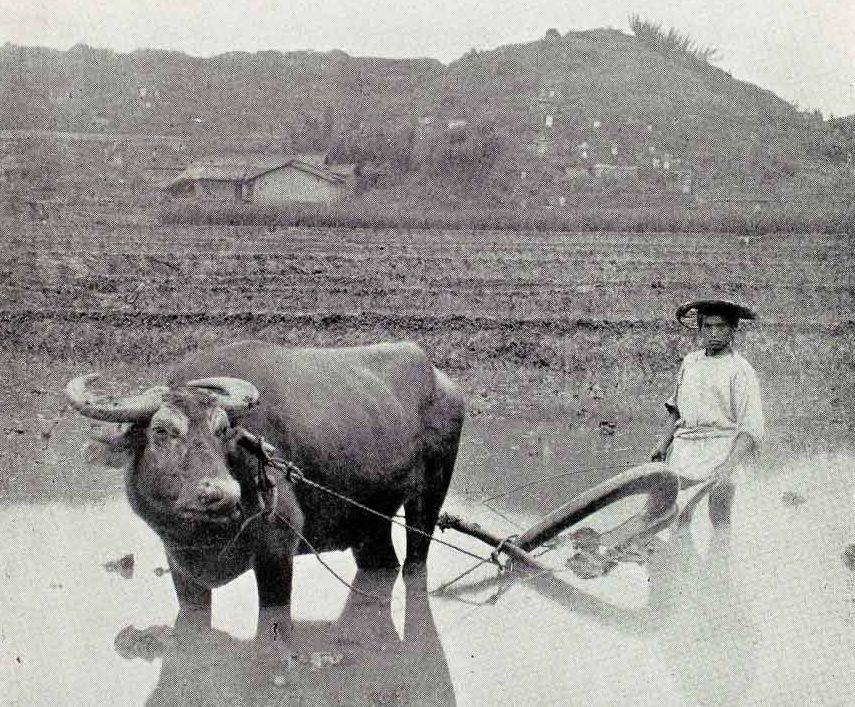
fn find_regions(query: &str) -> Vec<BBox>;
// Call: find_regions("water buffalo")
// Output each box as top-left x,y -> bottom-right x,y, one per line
66,340 -> 465,644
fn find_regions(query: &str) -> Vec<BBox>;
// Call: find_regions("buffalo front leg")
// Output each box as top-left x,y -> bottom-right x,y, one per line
336,568 -> 400,645
254,505 -> 301,649
254,485 -> 303,650
169,564 -> 213,631
254,555 -> 295,649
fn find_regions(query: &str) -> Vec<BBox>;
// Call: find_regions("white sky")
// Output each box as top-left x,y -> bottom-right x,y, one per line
3,0 -> 854,117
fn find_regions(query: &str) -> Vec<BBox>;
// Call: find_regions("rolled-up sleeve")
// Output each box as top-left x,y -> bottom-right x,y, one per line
733,365 -> 765,444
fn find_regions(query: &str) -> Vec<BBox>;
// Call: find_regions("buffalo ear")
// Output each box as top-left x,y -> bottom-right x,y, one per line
83,425 -> 135,468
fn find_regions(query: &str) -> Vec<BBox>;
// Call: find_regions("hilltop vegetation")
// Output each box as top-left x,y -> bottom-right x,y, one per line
1,23 -> 853,207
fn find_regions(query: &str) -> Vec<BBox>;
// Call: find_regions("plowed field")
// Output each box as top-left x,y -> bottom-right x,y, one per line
2,216 -> 852,457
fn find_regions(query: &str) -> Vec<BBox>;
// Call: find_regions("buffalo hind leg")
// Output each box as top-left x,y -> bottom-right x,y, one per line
404,453 -> 457,574
352,513 -> 399,571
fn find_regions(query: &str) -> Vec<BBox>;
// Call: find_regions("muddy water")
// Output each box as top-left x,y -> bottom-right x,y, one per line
4,424 -> 855,706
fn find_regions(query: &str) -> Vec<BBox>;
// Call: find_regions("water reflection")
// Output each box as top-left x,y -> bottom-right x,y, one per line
6,449 -> 855,705
648,531 -> 757,707
116,569 -> 455,707
442,530 -> 756,706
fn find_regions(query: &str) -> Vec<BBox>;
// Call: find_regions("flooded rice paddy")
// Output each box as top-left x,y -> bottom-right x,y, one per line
3,420 -> 855,706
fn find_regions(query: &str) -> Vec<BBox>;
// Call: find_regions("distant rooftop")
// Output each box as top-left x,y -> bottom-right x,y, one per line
164,155 -> 354,190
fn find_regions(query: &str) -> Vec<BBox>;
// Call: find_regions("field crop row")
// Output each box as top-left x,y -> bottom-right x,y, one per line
3,219 -> 852,434
2,219 -> 848,254
3,219 -> 851,342
2,228 -> 851,330
1,279 -> 850,325
4,237 -> 847,268
4,242 -> 844,285
3,271 -> 850,293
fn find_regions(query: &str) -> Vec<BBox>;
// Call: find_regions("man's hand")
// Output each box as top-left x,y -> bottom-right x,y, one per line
650,442 -> 669,462
652,411 -> 679,463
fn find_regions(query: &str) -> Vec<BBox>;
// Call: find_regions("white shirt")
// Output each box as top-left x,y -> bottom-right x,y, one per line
666,348 -> 764,480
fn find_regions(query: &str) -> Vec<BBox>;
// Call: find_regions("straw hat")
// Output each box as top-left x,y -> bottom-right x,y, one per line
675,299 -> 757,329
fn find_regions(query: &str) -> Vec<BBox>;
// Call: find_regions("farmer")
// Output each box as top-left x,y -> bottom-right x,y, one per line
651,299 -> 764,530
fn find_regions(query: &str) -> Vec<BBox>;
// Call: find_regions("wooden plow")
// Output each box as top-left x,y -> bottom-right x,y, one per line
437,462 -> 715,578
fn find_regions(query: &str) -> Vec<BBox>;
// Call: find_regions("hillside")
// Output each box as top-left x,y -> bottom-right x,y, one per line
432,29 -> 829,196
1,28 -> 851,206
0,43 -> 443,145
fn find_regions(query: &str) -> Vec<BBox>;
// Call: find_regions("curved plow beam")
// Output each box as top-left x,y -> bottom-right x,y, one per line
515,462 -> 680,552
439,463 -> 680,574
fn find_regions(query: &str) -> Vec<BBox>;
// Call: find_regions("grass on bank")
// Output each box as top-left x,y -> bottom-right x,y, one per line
160,199 -> 855,235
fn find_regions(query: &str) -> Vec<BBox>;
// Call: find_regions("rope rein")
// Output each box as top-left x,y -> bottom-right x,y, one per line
268,510 -> 390,601
164,431 -> 642,599
236,429 -> 499,568
480,461 -> 638,503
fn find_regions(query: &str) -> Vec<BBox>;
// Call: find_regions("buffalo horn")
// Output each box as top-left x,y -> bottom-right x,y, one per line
65,374 -> 168,422
184,377 -> 259,412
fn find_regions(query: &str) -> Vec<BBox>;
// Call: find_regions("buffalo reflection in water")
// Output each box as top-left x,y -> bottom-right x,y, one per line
116,569 -> 455,706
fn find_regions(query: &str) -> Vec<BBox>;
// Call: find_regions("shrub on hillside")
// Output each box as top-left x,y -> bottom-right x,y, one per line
424,122 -> 503,186
810,119 -> 855,162
327,124 -> 416,172
629,15 -> 720,64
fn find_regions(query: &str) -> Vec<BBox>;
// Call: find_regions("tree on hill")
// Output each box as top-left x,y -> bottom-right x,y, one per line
811,117 -> 855,163
327,124 -> 417,173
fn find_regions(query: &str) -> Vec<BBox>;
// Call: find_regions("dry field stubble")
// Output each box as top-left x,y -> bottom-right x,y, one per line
1,215 -> 852,497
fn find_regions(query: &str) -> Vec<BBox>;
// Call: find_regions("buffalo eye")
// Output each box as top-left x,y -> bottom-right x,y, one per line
150,424 -> 178,442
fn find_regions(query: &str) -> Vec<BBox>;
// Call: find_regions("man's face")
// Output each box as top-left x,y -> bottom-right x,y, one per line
699,313 -> 735,354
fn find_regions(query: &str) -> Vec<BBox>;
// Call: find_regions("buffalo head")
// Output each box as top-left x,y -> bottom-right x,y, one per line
66,374 -> 259,533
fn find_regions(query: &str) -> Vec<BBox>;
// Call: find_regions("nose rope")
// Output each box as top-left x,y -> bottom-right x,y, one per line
216,508 -> 267,559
